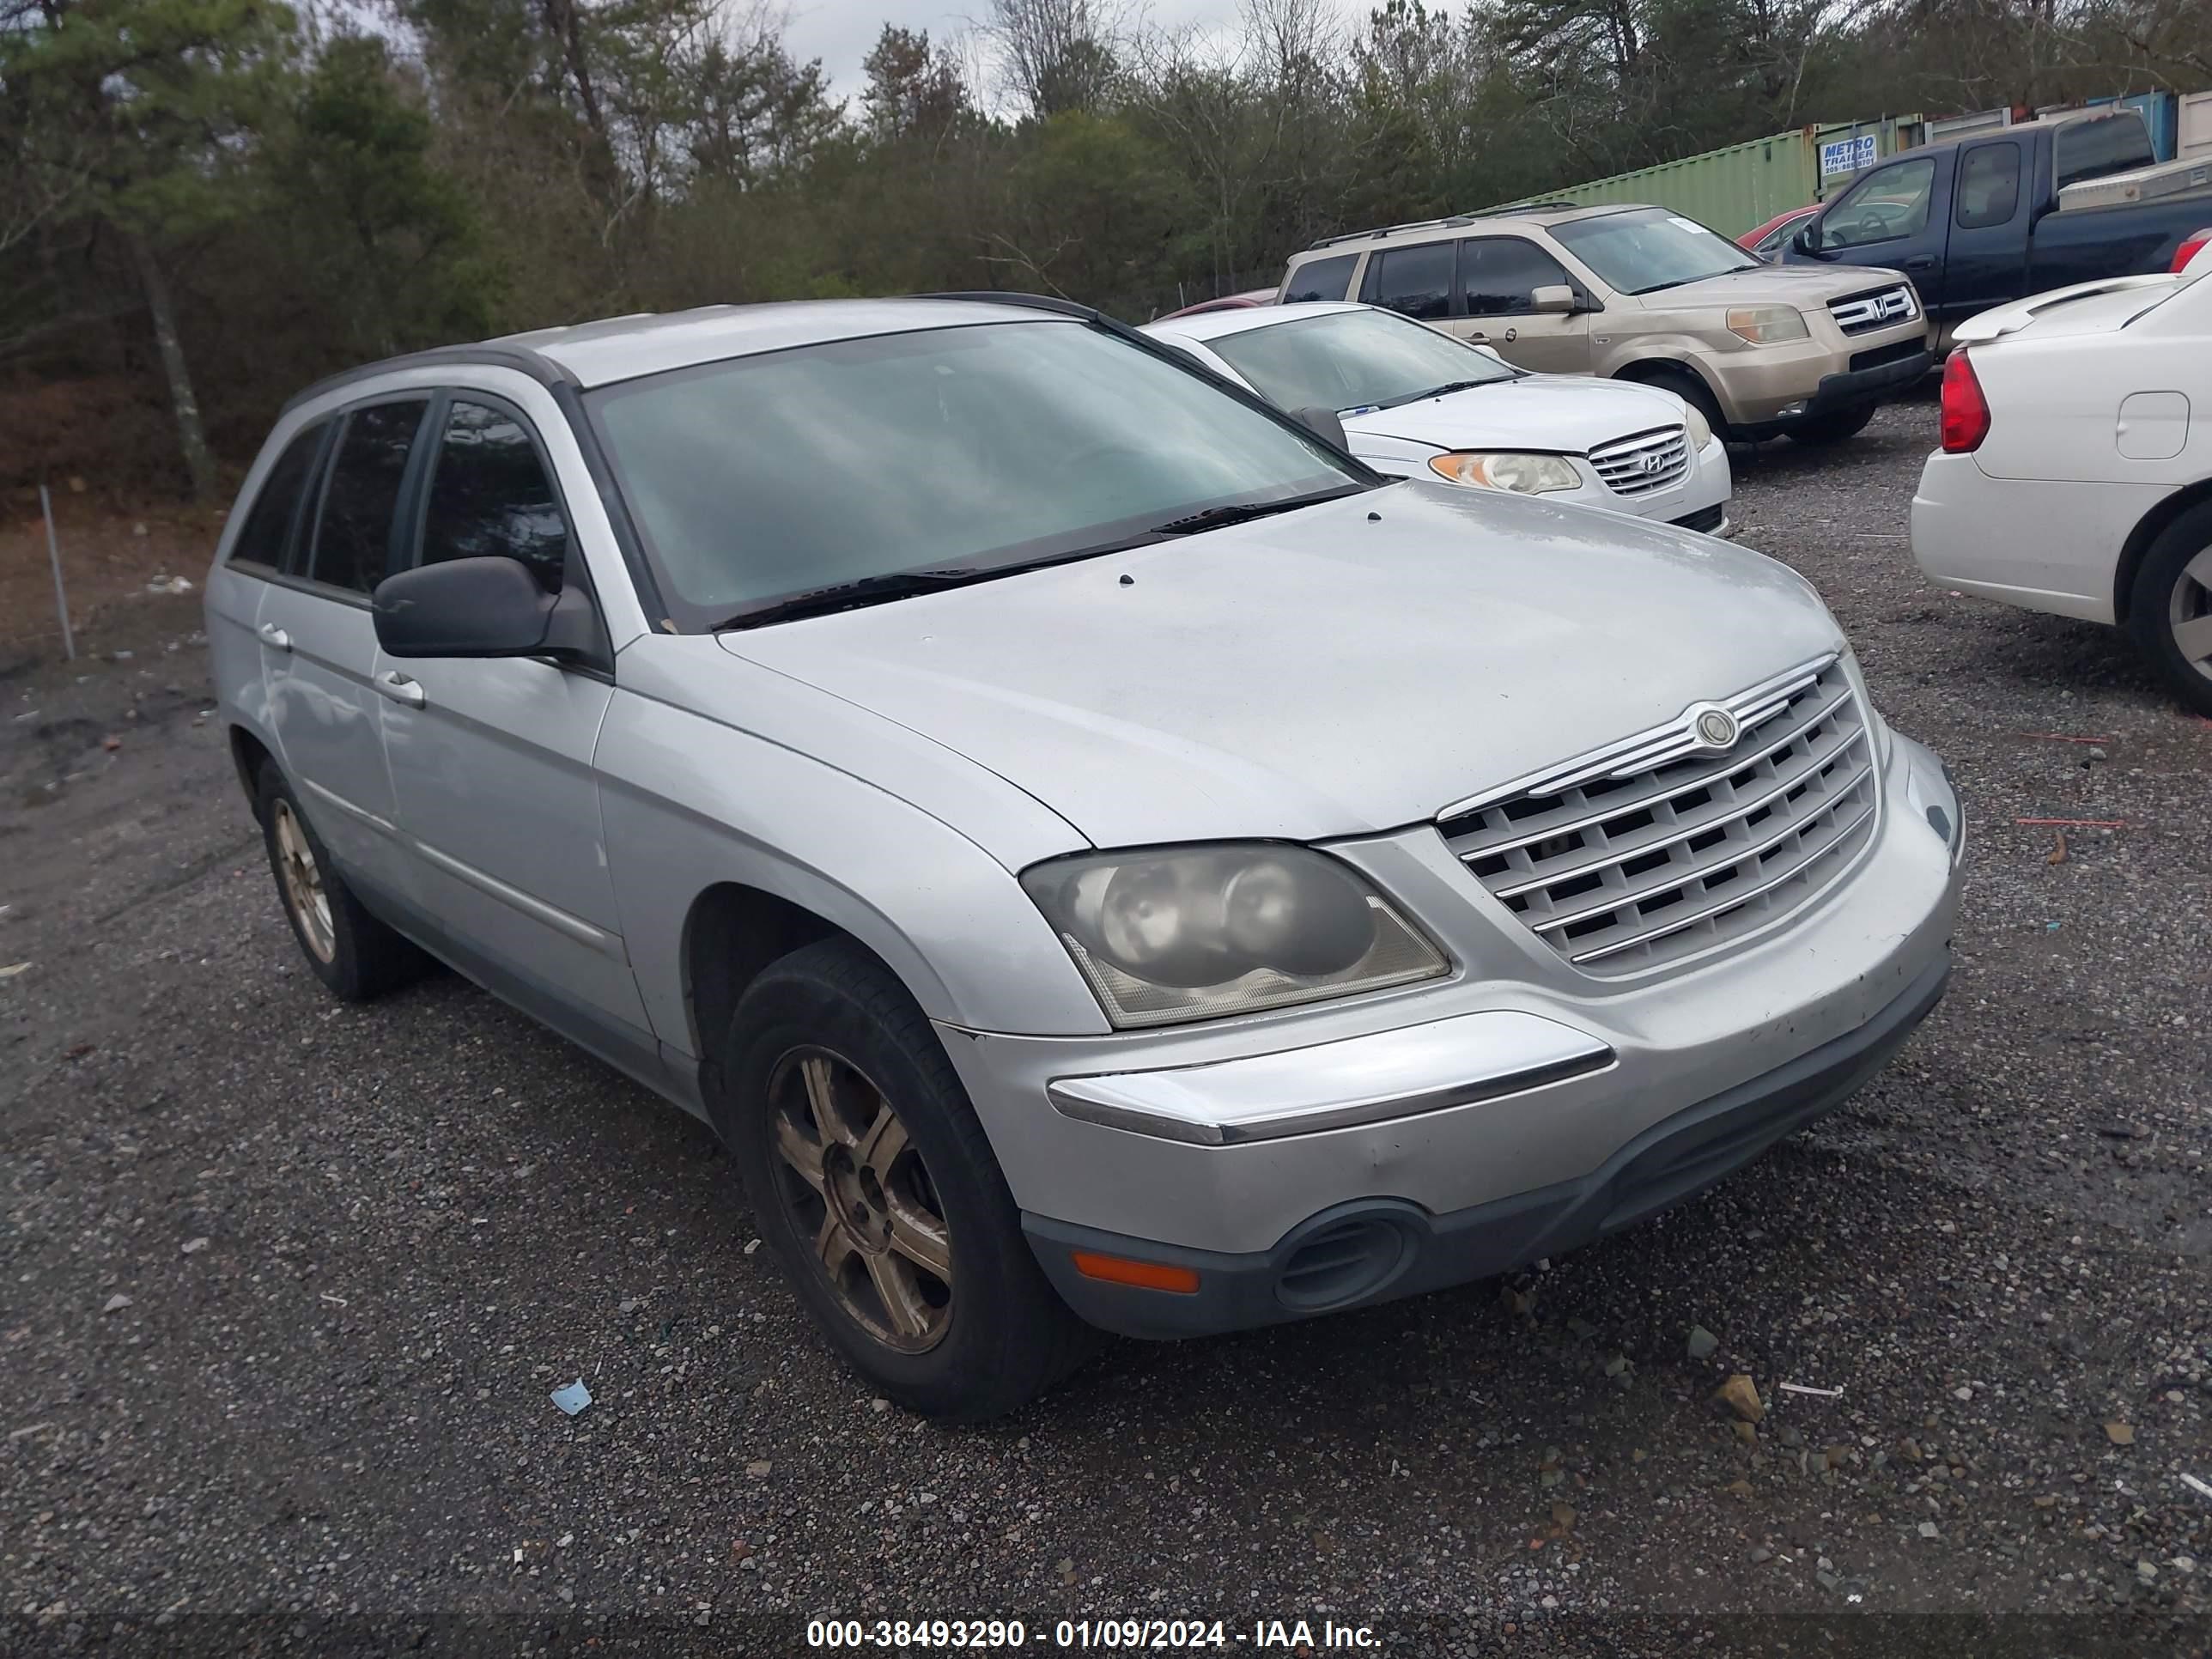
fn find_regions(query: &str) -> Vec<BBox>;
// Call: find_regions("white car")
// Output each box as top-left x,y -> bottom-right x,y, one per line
1911,241 -> 2212,713
1143,302 -> 1734,537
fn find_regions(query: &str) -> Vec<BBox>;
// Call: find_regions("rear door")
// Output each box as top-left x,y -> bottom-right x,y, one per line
1940,138 -> 2033,325
1358,240 -> 1457,327
1452,234 -> 1593,373
372,388 -> 651,1041
262,396 -> 432,897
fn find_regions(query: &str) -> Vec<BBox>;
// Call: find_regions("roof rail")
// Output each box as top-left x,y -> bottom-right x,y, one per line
1304,213 -> 1476,251
1467,199 -> 1584,217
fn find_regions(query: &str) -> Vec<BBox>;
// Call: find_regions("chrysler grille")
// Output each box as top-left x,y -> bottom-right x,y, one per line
1442,658 -> 1877,975
1589,426 -> 1689,496
1828,284 -> 1918,335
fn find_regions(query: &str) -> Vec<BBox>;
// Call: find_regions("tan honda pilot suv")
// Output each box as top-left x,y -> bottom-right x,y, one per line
1279,202 -> 1930,446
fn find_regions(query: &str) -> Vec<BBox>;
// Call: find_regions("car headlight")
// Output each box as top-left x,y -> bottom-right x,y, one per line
1725,306 -> 1810,345
1682,403 -> 1713,449
1427,453 -> 1581,494
1021,845 -> 1449,1029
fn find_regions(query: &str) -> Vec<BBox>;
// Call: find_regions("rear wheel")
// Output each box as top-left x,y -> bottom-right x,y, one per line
1785,404 -> 1876,446
2129,503 -> 2212,716
256,765 -> 429,1000
720,938 -> 1094,1420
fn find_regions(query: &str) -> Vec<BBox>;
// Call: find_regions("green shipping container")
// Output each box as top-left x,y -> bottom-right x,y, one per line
1495,119 -> 1923,238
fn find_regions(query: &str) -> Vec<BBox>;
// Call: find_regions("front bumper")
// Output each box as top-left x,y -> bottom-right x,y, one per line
1029,953 -> 1948,1338
1796,348 -> 1934,422
1708,325 -> 1929,425
937,729 -> 1964,1324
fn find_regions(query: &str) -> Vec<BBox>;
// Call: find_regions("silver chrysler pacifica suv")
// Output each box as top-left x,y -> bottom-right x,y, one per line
206,295 -> 1965,1420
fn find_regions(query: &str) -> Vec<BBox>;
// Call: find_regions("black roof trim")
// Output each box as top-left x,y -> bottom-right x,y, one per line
913,290 -> 1100,319
280,343 -> 577,417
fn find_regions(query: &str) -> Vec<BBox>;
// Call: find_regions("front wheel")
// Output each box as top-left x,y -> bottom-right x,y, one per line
2129,503 -> 2212,716
1785,404 -> 1875,446
720,939 -> 1094,1420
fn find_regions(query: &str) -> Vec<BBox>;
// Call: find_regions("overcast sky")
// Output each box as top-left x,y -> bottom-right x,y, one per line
778,0 -> 1331,102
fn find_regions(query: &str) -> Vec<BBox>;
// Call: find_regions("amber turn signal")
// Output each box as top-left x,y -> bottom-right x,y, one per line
1071,1251 -> 1200,1294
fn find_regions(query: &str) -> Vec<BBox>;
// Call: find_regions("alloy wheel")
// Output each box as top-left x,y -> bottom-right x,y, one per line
272,799 -> 335,963
2169,544 -> 2212,683
767,1047 -> 953,1353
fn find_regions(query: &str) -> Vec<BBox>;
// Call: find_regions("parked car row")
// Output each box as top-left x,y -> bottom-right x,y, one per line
208,289 -> 1966,1419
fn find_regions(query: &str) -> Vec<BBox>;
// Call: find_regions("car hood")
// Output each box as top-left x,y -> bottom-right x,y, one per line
718,485 -> 1841,849
1346,374 -> 1686,453
1640,262 -> 1911,309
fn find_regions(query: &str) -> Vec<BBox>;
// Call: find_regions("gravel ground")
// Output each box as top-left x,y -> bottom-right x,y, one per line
3,393 -> 2209,1657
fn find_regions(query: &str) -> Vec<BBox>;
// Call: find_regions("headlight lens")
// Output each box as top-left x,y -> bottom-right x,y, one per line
1682,403 -> 1713,449
1427,452 -> 1581,493
1022,845 -> 1449,1028
1725,306 -> 1810,344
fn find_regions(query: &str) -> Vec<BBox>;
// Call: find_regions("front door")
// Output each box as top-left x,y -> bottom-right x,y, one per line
1798,153 -> 1946,305
373,392 -> 651,1039
1450,235 -> 1593,374
264,398 -> 431,897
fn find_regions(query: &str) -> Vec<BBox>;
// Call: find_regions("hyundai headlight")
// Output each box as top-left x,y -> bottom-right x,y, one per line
1021,845 -> 1449,1029
1427,452 -> 1581,494
1682,403 -> 1713,449
1725,306 -> 1810,345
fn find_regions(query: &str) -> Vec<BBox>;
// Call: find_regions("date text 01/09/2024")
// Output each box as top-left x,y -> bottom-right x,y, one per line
803,1618 -> 1380,1650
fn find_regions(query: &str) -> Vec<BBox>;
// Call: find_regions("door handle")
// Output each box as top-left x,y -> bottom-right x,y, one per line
374,670 -> 426,708
1464,331 -> 1490,343
258,623 -> 292,652
1902,255 -> 1936,270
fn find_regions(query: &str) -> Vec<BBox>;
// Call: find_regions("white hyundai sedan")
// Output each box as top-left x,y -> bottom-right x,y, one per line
1911,241 -> 2212,714
1143,302 -> 1734,537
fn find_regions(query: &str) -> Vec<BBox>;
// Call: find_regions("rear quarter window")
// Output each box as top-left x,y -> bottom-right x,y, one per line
1283,252 -> 1358,304
227,422 -> 328,572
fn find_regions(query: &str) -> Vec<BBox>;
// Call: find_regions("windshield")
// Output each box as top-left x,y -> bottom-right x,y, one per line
586,319 -> 1359,626
1201,308 -> 1516,413
1553,208 -> 1760,295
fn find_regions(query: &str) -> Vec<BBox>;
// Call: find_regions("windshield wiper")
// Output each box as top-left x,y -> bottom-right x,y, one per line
713,568 -> 988,630
1149,485 -> 1364,536
1377,378 -> 1503,410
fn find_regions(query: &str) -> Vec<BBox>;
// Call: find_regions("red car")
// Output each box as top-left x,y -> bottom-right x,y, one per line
1740,205 -> 1820,260
1155,288 -> 1278,320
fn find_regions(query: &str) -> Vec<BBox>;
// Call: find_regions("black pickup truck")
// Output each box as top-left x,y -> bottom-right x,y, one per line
1783,110 -> 2212,344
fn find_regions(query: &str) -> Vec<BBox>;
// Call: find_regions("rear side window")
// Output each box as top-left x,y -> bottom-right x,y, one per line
1361,242 -> 1455,319
228,422 -> 327,572
308,399 -> 429,594
417,399 -> 570,593
1458,238 -> 1576,315
1955,143 -> 2021,228
1283,253 -> 1358,304
2055,114 -> 2154,191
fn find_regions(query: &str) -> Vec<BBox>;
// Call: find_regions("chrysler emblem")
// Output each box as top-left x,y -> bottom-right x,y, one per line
1692,706 -> 1740,749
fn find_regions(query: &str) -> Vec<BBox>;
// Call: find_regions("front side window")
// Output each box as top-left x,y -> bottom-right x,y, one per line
1206,308 -> 1516,413
1552,208 -> 1760,294
229,421 -> 327,573
1458,237 -> 1577,315
418,400 -> 570,593
309,399 -> 429,593
1816,158 -> 1936,250
1283,252 -> 1358,304
587,319 -> 1361,626
1361,242 -> 1455,319
1955,143 -> 2021,229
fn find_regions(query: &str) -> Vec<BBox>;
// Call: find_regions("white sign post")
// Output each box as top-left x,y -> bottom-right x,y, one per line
39,483 -> 76,661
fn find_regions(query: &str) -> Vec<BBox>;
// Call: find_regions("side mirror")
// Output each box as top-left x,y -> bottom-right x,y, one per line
1291,404 -> 1350,450
1529,284 -> 1577,314
374,556 -> 589,660
1790,224 -> 1819,255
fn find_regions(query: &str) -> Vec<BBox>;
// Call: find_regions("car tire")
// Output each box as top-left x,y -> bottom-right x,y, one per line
2128,502 -> 2212,717
257,765 -> 431,1001
1638,367 -> 1729,443
1785,404 -> 1876,446
720,938 -> 1096,1421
